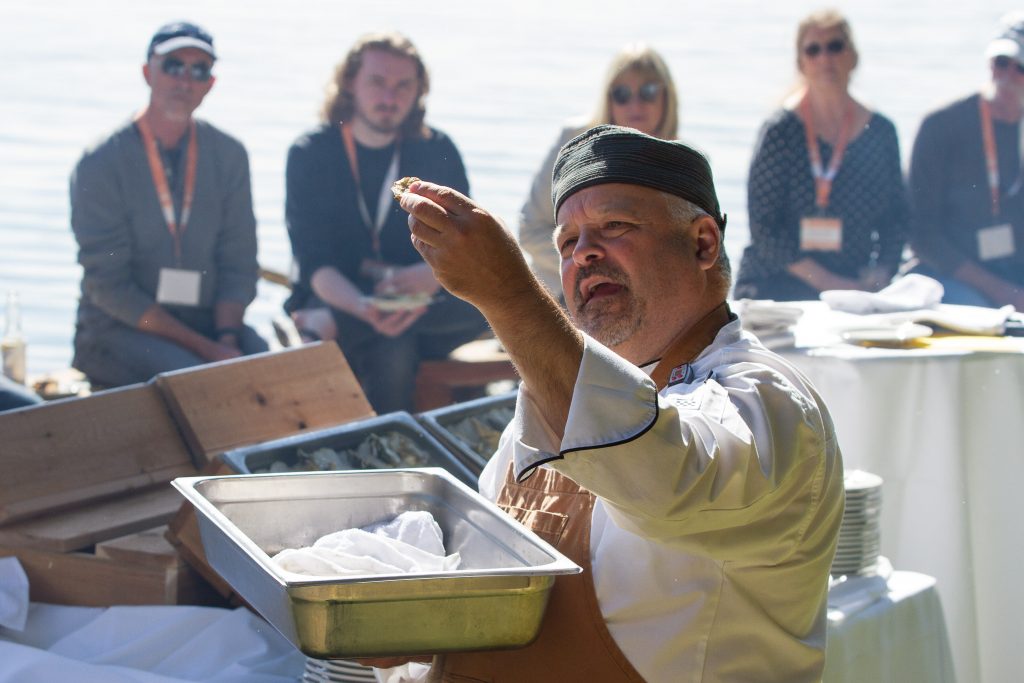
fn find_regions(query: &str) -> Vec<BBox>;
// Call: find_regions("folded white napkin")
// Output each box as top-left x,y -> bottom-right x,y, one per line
0,556 -> 29,632
877,303 -> 1016,336
821,274 -> 944,314
827,556 -> 893,622
273,510 -> 461,577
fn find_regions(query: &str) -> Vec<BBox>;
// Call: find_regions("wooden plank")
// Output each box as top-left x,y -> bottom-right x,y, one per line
0,383 -> 193,525
95,525 -> 179,569
0,485 -> 183,552
155,343 -> 374,463
0,544 -> 226,607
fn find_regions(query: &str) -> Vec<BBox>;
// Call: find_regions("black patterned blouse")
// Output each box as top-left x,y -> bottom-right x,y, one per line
734,108 -> 910,301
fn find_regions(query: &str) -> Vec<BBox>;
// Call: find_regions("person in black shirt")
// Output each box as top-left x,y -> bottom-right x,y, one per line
907,12 -> 1024,309
734,10 -> 909,301
284,32 -> 487,413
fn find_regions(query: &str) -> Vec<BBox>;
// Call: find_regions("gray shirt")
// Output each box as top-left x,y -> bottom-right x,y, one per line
70,118 -> 258,332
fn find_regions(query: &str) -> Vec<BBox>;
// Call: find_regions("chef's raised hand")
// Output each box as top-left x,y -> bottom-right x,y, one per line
400,180 -> 580,436
399,180 -> 535,310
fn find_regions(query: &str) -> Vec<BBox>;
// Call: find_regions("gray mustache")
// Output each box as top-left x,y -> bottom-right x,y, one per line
573,263 -> 629,310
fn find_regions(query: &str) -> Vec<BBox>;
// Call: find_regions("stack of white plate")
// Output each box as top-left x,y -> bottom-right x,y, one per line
302,657 -> 377,683
733,299 -> 803,349
831,469 -> 883,576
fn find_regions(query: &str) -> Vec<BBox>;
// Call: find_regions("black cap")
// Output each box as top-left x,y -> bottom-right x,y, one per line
551,124 -> 726,232
147,21 -> 216,60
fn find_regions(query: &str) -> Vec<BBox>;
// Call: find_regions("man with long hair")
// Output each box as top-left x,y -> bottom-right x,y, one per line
284,32 -> 486,413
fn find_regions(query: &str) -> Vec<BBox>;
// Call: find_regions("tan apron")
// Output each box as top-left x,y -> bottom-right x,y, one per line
436,304 -> 731,682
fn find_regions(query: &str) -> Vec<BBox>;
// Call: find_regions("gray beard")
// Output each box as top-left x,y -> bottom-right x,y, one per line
573,292 -> 644,348
571,262 -> 642,347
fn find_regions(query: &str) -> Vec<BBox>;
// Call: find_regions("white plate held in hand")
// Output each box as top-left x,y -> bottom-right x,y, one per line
365,293 -> 433,312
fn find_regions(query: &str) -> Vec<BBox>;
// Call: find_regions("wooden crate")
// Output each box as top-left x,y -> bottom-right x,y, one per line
156,342 -> 373,464
0,343 -> 374,607
0,383 -> 193,529
162,345 -> 377,603
0,383 -> 194,551
0,526 -> 224,607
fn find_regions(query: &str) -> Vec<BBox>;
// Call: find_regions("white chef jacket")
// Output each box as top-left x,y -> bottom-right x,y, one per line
480,318 -> 844,683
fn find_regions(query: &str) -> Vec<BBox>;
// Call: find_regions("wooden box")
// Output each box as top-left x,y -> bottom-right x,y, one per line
0,343 -> 374,607
156,342 -> 374,465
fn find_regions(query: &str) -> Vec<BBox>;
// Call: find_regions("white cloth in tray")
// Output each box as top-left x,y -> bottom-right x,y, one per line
273,510 -> 461,577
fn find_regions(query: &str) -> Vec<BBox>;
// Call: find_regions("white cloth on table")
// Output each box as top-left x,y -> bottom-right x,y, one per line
0,602 -> 304,682
273,510 -> 461,577
0,558 -> 28,632
819,273 -> 1018,336
780,332 -> 1024,682
790,300 -> 1016,347
821,274 -> 944,314
824,571 -> 954,683
827,556 -> 892,621
480,319 -> 844,683
879,302 -> 1016,335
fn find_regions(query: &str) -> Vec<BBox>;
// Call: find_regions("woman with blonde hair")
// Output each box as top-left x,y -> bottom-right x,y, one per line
734,9 -> 909,301
517,44 -> 680,298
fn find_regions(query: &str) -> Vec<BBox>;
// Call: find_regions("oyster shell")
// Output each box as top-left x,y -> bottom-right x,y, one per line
391,176 -> 421,201
256,431 -> 432,473
445,405 -> 515,460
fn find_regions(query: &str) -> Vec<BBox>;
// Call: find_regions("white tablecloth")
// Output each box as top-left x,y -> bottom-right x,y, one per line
778,302 -> 1024,683
0,601 -> 305,682
0,557 -> 951,683
825,571 -> 954,683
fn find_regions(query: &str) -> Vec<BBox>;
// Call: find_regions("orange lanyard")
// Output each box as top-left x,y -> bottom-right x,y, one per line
340,123 -> 400,257
977,96 -> 1024,218
799,97 -> 854,210
135,114 -> 197,266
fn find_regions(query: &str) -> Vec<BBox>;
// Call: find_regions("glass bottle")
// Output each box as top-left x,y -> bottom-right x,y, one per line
2,291 -> 27,385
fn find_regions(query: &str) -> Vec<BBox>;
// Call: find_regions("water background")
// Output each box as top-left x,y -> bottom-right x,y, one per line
0,0 -> 1012,376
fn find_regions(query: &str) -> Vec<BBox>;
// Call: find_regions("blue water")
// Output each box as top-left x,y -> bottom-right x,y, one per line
0,0 -> 1008,376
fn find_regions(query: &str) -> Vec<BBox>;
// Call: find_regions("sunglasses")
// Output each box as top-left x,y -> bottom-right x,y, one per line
994,55 -> 1024,74
160,56 -> 213,82
803,38 -> 846,58
610,81 -> 663,106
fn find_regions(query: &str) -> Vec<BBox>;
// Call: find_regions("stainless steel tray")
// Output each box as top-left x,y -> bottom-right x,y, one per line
172,468 -> 580,659
416,392 -> 517,475
220,411 -> 478,487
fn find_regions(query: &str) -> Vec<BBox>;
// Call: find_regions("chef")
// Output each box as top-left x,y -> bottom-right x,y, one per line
396,124 -> 844,682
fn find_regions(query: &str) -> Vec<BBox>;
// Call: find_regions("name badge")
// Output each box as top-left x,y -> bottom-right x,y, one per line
156,268 -> 201,306
977,223 -> 1016,261
800,216 -> 843,252
667,363 -> 695,387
